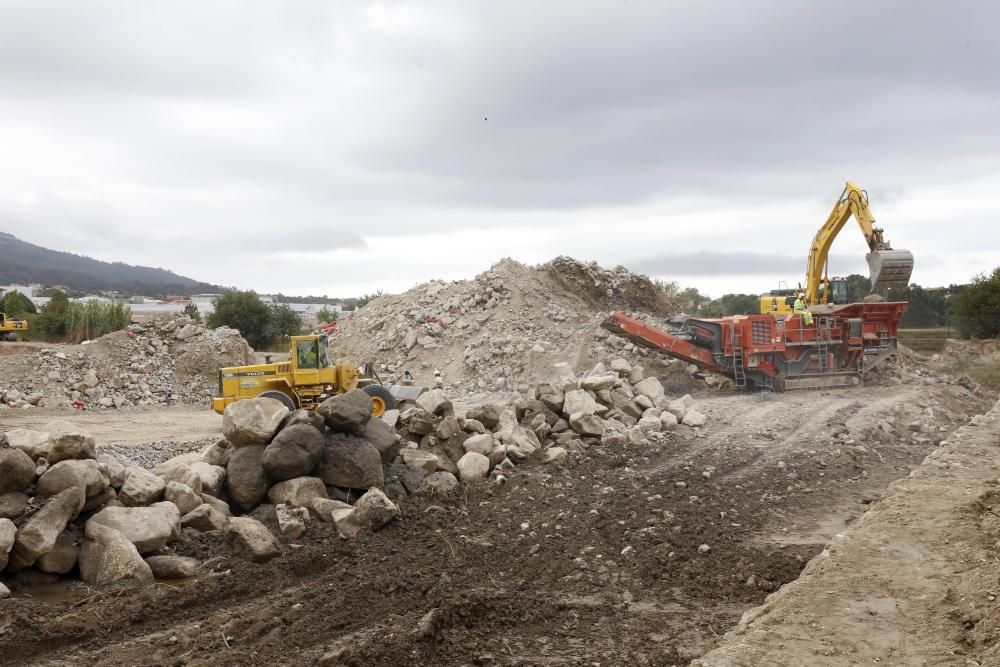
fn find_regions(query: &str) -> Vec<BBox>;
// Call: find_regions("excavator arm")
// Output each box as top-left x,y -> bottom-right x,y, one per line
805,181 -> 913,304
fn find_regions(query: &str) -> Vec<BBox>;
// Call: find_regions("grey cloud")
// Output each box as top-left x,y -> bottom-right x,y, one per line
629,252 -> 866,278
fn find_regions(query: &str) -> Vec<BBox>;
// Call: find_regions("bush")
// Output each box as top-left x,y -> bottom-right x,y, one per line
355,290 -> 384,309
953,268 -> 1000,338
266,303 -> 302,341
316,306 -> 338,324
182,302 -> 201,323
65,300 -> 132,343
34,290 -> 70,339
1,290 -> 36,317
207,291 -> 273,348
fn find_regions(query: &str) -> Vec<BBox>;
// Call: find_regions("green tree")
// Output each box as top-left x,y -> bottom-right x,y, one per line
34,290 -> 70,339
701,293 -> 760,317
207,291 -> 272,348
952,268 -> 1000,338
1,290 -> 36,316
844,274 -> 873,302
355,290 -> 384,309
316,306 -> 338,323
182,302 -> 201,322
266,303 -> 302,341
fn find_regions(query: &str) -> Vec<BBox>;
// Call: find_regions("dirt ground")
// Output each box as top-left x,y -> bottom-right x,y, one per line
0,406 -> 222,446
0,376 -> 991,666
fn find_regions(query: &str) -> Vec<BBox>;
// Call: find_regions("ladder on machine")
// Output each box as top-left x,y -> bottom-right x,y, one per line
730,323 -> 746,387
815,318 -> 830,372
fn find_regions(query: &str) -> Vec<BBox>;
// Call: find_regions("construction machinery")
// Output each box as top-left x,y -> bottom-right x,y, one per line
0,312 -> 28,341
212,334 -> 398,416
760,181 -> 914,315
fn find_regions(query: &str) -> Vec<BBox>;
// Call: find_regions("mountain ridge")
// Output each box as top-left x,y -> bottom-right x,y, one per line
0,231 -> 221,296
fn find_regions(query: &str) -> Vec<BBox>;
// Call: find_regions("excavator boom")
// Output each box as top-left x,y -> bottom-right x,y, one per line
806,181 -> 914,303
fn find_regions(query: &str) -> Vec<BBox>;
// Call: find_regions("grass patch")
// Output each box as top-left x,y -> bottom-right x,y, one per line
944,356 -> 1000,388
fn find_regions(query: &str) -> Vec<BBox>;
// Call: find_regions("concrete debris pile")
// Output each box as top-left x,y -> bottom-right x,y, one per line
329,257 -> 678,394
389,358 -> 709,489
0,315 -> 252,410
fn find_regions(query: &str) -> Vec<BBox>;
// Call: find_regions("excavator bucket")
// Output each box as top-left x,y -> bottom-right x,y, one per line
867,249 -> 914,294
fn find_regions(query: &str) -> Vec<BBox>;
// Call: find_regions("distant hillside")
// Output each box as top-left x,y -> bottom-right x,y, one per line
0,232 -> 220,296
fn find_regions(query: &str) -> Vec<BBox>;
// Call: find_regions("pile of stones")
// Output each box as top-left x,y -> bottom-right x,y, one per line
390,356 -> 709,485
0,315 -> 251,410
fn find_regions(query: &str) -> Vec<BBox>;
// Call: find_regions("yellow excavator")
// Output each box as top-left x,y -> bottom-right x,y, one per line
0,312 -> 28,341
760,181 -> 914,314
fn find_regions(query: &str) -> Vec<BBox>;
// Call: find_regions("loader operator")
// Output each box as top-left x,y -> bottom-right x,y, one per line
793,292 -> 814,326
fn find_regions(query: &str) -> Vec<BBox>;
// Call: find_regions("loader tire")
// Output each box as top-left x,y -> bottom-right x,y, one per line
259,390 -> 297,411
362,384 -> 396,417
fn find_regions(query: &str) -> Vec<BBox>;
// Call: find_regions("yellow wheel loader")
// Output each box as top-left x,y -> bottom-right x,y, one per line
0,312 -> 28,341
212,334 -> 398,417
760,181 -> 914,314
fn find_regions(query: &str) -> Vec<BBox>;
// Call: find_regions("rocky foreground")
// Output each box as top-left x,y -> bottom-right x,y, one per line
0,356 -> 708,595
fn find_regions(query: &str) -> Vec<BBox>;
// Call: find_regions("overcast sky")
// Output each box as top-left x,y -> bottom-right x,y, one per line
1,1 -> 998,299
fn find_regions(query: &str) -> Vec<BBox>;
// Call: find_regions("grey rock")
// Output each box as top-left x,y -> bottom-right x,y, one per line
46,421 -> 97,463
164,481 -> 203,515
352,488 -> 399,530
36,527 -> 81,574
317,389 -> 372,435
9,487 -> 85,569
365,418 -> 402,465
0,518 -> 15,571
262,423 -> 324,481
0,447 -> 36,494
226,444 -> 271,511
275,503 -> 309,539
88,502 -> 181,554
415,388 -> 453,416
267,476 -> 328,508
119,466 -> 166,506
37,459 -> 109,498
457,452 -> 490,483
226,517 -> 280,562
145,555 -> 203,579
317,433 -> 384,490
222,397 -> 289,447
0,491 -> 28,520
420,471 -> 459,494
79,522 -> 153,586
189,462 -> 226,497
181,503 -> 229,532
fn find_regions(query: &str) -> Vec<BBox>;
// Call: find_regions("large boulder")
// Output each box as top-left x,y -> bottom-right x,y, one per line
36,527 -> 81,574
154,461 -> 203,495
0,518 -> 15,570
145,555 -> 203,579
569,412 -> 606,437
580,374 -> 617,391
261,423 -> 324,481
46,422 -> 97,463
88,502 -> 181,554
317,433 -> 384,490
419,471 -> 459,495
0,492 -> 27,520
189,462 -> 226,498
633,377 -> 666,402
119,466 -> 166,506
416,389 -> 452,416
5,428 -> 50,460
465,404 -> 502,430
181,504 -> 229,532
226,517 -> 280,562
352,488 -> 399,530
280,408 -> 325,432
562,389 -> 600,418
0,447 -> 36,495
457,452 -> 490,483
682,409 -> 708,427
222,398 -> 289,447
36,459 -> 109,498
401,449 -> 439,473
317,389 -> 371,435
365,418 -> 401,465
201,438 -> 234,467
267,477 -> 328,508
226,445 -> 271,511
9,486 -> 85,569
164,481 -> 202,516
462,433 -> 494,455
79,522 -> 153,586
275,504 -> 309,539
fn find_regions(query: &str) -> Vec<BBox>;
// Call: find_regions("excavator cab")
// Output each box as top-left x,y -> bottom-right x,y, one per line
818,278 -> 849,306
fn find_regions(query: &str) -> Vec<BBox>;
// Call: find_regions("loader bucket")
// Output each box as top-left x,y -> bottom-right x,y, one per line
866,249 -> 914,293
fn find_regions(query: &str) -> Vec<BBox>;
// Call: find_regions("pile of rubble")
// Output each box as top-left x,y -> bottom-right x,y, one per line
329,257 -> 678,393
0,315 -> 251,410
388,356 -> 708,491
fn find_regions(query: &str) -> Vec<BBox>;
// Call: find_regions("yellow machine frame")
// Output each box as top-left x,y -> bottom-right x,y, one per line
0,312 -> 28,340
212,335 -> 371,415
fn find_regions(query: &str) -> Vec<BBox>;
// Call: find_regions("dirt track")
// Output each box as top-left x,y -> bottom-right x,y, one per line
0,406 -> 222,446
0,381 -> 991,666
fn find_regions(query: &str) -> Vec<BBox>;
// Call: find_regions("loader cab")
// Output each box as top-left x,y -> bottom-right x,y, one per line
291,335 -> 331,387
